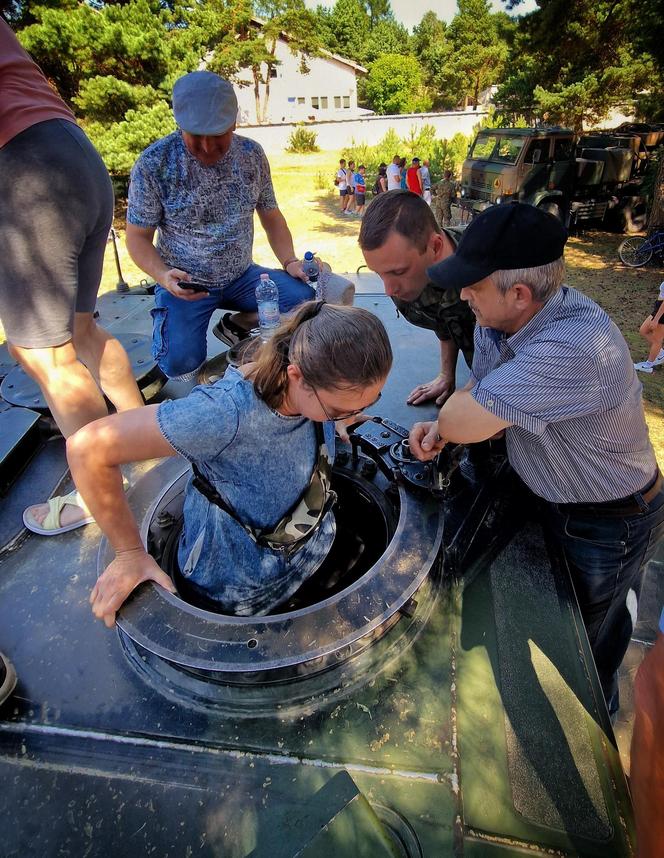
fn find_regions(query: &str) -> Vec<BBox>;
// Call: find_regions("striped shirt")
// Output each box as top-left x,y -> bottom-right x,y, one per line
471,286 -> 657,503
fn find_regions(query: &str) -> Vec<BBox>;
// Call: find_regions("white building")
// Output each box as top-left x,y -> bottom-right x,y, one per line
232,25 -> 368,125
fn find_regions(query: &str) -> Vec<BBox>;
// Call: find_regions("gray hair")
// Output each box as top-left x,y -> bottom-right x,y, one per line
491,256 -> 565,303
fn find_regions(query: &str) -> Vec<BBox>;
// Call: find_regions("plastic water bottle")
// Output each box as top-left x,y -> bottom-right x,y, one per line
302,251 -> 320,285
256,273 -> 280,341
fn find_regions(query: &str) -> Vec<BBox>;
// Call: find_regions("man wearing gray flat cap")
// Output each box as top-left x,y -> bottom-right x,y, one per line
126,71 -> 314,380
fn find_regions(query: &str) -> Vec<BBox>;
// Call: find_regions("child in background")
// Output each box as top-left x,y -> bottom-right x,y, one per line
354,165 -> 366,217
346,160 -> 357,214
634,280 -> 664,373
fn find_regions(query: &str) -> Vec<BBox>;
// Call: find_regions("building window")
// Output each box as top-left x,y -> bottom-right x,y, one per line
311,96 -> 319,109
297,97 -> 305,105
343,96 -> 350,109
270,67 -> 278,78
321,96 -> 328,109
287,97 -> 295,103
334,96 -> 341,109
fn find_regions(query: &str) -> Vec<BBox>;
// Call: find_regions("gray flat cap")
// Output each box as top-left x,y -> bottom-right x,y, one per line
172,71 -> 238,135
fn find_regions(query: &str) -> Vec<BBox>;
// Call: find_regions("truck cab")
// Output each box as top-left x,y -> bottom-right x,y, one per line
460,127 -> 576,220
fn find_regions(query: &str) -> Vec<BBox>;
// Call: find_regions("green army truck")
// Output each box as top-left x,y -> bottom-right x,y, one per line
459,125 -> 662,232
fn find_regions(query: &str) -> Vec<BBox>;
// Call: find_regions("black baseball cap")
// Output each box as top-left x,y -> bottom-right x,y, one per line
427,202 -> 567,290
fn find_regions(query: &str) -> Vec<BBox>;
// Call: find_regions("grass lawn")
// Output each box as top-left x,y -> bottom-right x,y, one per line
7,147 -> 664,461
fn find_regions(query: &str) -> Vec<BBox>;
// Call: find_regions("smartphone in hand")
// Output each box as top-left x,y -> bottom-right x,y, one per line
178,280 -> 210,293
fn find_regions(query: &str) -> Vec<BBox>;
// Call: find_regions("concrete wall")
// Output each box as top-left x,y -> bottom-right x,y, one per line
238,109 -> 491,153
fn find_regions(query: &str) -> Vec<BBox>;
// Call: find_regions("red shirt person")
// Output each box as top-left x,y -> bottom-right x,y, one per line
406,158 -> 423,195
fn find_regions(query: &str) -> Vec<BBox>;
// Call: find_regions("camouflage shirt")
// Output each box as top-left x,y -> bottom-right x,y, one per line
392,228 -> 475,366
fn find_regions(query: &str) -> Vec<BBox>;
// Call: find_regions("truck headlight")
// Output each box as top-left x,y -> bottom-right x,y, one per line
495,196 -> 502,205
461,187 -> 466,197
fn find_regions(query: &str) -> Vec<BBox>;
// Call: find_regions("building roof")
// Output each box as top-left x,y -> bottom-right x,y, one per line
250,16 -> 367,74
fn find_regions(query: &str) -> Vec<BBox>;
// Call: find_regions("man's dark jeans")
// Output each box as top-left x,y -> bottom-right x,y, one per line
542,482 -> 664,716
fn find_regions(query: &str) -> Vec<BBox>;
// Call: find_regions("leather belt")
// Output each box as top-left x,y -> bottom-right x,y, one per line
556,469 -> 662,517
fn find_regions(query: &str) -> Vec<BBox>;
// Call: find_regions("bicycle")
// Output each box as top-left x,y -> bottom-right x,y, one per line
619,229 -> 664,267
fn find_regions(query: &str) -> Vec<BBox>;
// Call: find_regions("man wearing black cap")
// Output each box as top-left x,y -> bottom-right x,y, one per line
126,71 -> 314,380
409,202 -> 664,716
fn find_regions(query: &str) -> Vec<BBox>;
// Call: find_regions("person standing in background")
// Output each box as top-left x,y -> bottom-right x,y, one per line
399,157 -> 408,190
353,165 -> 367,217
386,155 -> 401,191
421,159 -> 432,204
346,159 -> 357,215
336,158 -> 350,213
406,157 -> 423,196
431,170 -> 456,227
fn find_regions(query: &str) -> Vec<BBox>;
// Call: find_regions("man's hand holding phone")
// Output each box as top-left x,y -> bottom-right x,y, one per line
161,269 -> 210,301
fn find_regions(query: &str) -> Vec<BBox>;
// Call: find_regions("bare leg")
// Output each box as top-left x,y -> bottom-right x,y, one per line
11,321 -> 143,529
72,313 -> 144,413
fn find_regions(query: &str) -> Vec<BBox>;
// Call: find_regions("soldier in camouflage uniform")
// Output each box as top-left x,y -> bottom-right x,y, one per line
360,190 -> 475,407
431,169 -> 456,227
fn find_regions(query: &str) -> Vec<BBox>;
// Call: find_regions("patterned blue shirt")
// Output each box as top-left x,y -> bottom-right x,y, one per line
127,131 -> 278,288
471,286 -> 657,503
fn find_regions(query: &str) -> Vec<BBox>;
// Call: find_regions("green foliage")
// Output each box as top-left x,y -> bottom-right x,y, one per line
18,0 -> 175,104
363,54 -> 432,115
314,169 -> 330,190
442,0 -> 508,109
326,0 -> 370,62
74,76 -> 162,123
285,124 -> 320,153
363,19 -> 410,65
85,101 -> 176,174
343,127 -> 471,187
496,0 -> 663,129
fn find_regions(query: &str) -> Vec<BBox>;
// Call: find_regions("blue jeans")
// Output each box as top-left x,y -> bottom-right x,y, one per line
543,479 -> 664,715
151,263 -> 314,377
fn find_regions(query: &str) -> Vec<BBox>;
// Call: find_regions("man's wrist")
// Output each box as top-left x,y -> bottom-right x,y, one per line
282,257 -> 299,270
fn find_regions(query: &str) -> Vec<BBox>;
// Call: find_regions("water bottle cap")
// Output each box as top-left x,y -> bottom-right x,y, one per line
304,251 -> 314,260
259,273 -> 269,280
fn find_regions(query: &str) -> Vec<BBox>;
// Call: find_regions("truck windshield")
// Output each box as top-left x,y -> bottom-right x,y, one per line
469,133 -> 526,165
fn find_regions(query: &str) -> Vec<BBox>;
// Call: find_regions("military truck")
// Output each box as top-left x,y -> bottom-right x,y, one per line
459,125 -> 663,232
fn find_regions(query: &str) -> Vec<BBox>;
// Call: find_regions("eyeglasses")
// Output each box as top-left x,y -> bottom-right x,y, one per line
311,387 -> 382,422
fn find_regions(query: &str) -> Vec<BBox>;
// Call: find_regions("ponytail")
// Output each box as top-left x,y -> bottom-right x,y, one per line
244,301 -> 392,410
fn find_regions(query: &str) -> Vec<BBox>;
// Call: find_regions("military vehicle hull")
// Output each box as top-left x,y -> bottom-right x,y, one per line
0,290 -> 635,856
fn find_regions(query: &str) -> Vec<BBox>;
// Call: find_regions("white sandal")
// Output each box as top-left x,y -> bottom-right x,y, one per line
22,489 -> 95,536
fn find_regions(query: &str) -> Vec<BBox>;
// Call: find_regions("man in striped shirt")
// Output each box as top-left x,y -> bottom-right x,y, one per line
410,203 -> 664,716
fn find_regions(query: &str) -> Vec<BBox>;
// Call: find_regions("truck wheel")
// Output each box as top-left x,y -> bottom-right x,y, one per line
618,236 -> 652,267
537,200 -> 563,222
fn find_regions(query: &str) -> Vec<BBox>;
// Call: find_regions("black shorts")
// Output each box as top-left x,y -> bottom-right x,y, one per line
652,300 -> 664,323
355,192 -> 366,206
0,119 -> 113,348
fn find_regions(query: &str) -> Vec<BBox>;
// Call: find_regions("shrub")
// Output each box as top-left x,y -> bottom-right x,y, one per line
344,127 -> 472,188
314,170 -> 330,191
286,125 -> 320,154
85,100 -> 176,176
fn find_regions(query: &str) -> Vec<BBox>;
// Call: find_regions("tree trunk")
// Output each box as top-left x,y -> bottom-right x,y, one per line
648,151 -> 664,230
261,41 -> 277,125
252,66 -> 261,124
